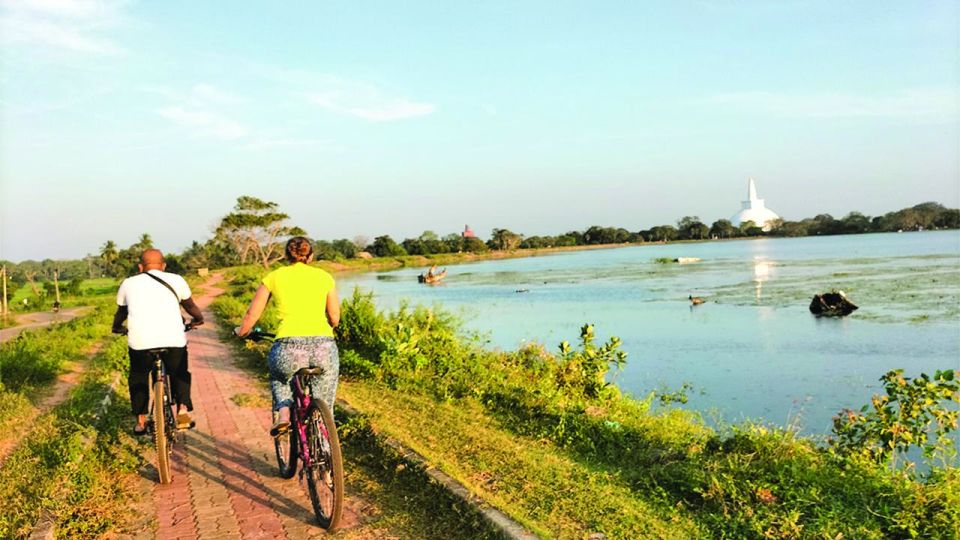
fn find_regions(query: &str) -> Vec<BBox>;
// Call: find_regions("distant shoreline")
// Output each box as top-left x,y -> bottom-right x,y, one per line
313,228 -> 959,276
314,241 -> 633,274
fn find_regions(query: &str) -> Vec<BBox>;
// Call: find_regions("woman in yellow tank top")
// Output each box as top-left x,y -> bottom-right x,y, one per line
235,237 -> 340,435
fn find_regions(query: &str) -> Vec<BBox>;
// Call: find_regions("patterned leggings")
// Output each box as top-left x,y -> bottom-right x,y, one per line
267,336 -> 339,413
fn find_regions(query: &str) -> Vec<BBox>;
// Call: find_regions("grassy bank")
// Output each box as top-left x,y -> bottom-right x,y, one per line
213,266 -> 960,539
0,306 -> 150,538
0,298 -> 114,443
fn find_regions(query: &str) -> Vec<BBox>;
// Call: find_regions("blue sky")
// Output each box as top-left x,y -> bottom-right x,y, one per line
1,1 -> 958,261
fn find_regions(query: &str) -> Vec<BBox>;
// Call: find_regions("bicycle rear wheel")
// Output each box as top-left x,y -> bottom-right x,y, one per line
304,400 -> 343,529
154,378 -> 172,484
274,411 -> 297,479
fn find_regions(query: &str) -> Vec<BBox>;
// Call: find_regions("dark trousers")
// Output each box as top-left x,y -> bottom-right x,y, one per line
128,347 -> 193,415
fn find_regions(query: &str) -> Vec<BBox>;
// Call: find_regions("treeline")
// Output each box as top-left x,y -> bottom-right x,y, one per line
368,201 -> 960,256
3,200 -> 958,289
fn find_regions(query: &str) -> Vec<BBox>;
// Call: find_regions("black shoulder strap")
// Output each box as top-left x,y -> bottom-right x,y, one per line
143,272 -> 180,302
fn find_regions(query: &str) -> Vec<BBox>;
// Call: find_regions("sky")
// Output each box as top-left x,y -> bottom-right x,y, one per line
1,0 -> 958,261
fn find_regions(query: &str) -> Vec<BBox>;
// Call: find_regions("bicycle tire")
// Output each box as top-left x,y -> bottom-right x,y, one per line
274,411 -> 298,479
304,400 -> 343,530
154,378 -> 172,484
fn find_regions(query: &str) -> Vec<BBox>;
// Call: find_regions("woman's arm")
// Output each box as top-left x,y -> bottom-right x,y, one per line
236,285 -> 271,336
326,288 -> 340,328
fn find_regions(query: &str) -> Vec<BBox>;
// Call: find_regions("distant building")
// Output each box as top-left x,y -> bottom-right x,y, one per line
462,225 -> 476,238
730,178 -> 780,231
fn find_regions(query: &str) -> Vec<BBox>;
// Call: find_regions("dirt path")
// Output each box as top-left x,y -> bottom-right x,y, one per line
0,306 -> 91,343
145,273 -> 365,539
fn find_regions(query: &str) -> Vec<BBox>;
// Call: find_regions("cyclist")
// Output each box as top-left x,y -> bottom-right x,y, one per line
234,237 -> 340,436
112,249 -> 203,436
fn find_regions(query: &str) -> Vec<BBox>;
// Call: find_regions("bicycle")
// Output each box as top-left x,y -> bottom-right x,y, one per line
141,323 -> 198,485
244,329 -> 344,529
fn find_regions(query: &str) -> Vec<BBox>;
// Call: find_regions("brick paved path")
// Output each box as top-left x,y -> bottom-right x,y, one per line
149,274 -> 361,539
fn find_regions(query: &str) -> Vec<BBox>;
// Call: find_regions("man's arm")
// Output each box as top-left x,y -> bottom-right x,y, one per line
181,298 -> 204,326
112,306 -> 129,334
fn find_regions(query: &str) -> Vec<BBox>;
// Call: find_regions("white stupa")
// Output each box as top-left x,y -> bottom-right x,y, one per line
730,178 -> 780,231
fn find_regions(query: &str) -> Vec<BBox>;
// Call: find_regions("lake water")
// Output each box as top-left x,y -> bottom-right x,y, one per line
338,231 -> 960,436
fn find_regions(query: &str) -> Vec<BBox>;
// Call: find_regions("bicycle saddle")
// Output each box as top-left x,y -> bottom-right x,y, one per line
295,367 -> 326,377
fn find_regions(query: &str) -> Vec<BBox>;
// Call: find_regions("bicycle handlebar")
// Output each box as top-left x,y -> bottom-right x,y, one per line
243,330 -> 276,342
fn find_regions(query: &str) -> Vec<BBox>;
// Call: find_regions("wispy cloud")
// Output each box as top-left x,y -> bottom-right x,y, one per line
143,84 -> 245,106
157,106 -> 248,140
190,84 -> 244,105
305,79 -> 435,122
242,137 -> 343,151
0,0 -> 127,55
702,88 -> 958,120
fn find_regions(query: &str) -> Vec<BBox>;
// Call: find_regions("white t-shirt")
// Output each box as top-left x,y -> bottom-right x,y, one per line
116,270 -> 192,350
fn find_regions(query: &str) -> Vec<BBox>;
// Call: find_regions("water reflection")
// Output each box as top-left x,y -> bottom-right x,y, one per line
753,258 -> 772,301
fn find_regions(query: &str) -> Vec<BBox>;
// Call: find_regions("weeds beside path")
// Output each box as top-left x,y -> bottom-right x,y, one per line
0,339 -> 102,466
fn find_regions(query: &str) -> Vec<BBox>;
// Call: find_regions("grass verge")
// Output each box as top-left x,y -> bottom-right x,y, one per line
0,319 -> 150,538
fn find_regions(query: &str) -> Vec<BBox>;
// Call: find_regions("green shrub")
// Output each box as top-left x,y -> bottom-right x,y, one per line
831,369 -> 960,470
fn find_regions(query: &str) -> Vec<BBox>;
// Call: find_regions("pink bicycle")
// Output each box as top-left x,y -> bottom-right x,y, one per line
244,330 -> 344,529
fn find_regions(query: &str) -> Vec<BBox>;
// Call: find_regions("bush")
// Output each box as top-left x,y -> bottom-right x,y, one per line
831,369 -> 960,470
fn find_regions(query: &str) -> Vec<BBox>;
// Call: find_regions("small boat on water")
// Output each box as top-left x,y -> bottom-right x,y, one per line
809,290 -> 858,317
418,266 -> 447,284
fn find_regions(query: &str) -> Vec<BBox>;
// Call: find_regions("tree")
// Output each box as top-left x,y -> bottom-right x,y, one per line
134,233 -> 153,251
645,225 -> 678,242
401,238 -> 428,255
442,233 -> 464,253
215,196 -> 307,268
772,220 -> 809,237
709,219 -> 737,239
369,235 -> 407,257
739,220 -> 763,237
677,216 -> 708,240
313,240 -> 338,261
520,236 -> 554,249
331,239 -> 357,259
935,209 -> 960,229
489,228 -> 522,251
809,214 -> 841,235
99,240 -> 124,277
463,236 -> 489,253
841,212 -> 871,234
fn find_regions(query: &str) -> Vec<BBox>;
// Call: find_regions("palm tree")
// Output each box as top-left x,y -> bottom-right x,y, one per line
100,240 -> 118,263
100,241 -> 119,277
136,233 -> 153,250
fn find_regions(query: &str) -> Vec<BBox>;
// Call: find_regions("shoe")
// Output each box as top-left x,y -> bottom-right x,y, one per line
177,412 -> 196,430
133,424 -> 148,436
270,421 -> 290,437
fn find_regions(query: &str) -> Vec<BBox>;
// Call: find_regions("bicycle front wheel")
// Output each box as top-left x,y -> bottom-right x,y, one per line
304,400 -> 343,530
154,378 -> 172,484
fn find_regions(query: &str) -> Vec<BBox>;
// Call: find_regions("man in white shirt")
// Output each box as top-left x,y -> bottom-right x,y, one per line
112,249 -> 203,435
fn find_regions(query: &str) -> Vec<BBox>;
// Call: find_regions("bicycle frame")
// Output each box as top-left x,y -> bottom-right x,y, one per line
291,371 -> 327,469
